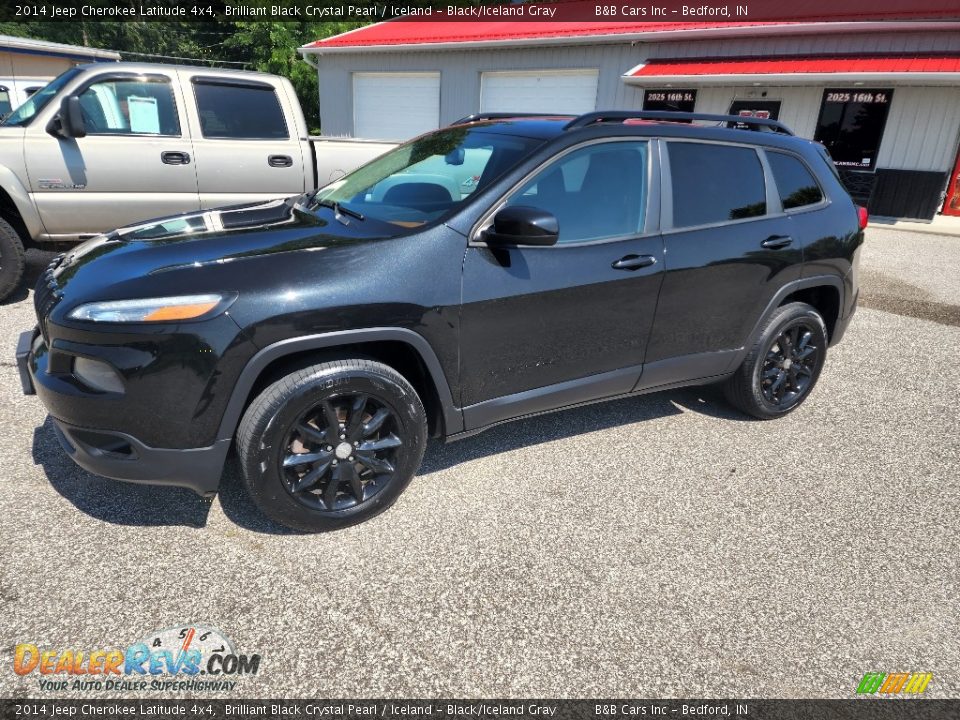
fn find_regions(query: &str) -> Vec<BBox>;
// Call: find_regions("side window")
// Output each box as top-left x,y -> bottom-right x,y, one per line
767,152 -> 824,210
193,81 -> 288,139
669,142 -> 766,228
0,86 -> 11,117
77,77 -> 180,136
505,141 -> 648,244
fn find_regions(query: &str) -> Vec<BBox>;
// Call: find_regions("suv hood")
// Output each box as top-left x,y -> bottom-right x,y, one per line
50,195 -> 397,298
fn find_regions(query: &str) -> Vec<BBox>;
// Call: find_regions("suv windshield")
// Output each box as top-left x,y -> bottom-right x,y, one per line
314,125 -> 543,227
2,67 -> 82,127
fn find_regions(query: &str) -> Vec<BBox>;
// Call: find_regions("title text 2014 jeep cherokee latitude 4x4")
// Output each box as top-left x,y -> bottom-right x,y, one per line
17,111 -> 864,532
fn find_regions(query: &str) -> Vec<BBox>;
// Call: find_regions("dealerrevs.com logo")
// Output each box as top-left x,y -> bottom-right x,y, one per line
856,672 -> 933,696
13,625 -> 261,692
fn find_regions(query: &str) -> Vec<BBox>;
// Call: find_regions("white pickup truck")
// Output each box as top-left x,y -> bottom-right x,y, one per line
0,61 -> 396,301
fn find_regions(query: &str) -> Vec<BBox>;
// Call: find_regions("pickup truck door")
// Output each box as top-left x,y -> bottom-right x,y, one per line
23,69 -> 200,239
180,73 -> 308,209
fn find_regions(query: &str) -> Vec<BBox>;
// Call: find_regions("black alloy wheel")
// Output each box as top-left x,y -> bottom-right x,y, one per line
759,321 -> 821,409
281,393 -> 403,511
237,358 -> 427,532
724,301 -> 828,419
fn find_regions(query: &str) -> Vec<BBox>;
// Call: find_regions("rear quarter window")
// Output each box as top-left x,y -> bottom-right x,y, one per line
668,142 -> 767,228
767,151 -> 824,209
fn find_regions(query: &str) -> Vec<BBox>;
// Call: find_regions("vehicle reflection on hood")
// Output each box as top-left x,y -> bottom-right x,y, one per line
117,195 -> 310,241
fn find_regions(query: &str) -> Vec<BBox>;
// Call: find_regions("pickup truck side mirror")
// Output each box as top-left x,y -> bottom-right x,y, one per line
47,96 -> 86,139
483,205 -> 559,247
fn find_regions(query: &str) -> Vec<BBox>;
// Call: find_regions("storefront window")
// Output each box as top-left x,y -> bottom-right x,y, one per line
728,99 -> 781,129
643,89 -> 696,119
813,89 -> 893,170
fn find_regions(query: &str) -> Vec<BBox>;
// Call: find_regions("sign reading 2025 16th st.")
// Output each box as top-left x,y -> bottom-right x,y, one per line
12,626 -> 261,693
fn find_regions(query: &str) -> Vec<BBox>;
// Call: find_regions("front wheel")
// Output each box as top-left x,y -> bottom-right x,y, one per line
724,302 -> 828,419
236,358 -> 427,532
0,217 -> 26,303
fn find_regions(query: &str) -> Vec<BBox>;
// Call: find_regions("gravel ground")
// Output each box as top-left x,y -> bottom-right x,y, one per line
1,229 -> 958,699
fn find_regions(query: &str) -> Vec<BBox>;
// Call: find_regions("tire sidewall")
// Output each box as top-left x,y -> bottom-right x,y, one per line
748,306 -> 828,418
245,366 -> 426,531
0,220 -> 26,302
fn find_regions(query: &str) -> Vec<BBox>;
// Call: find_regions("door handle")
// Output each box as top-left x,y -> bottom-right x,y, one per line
160,151 -> 190,165
761,235 -> 793,249
268,154 -> 293,168
611,254 -> 657,271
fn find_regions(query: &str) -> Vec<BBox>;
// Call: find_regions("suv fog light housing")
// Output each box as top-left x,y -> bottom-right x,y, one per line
74,357 -> 125,394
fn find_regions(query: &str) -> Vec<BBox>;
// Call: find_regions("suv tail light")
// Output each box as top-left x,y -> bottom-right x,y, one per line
857,205 -> 869,230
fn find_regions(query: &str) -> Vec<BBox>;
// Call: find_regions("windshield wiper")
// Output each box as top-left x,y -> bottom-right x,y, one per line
316,198 -> 364,222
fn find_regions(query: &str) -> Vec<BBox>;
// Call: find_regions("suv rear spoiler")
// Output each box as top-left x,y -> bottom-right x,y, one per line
565,111 -> 794,135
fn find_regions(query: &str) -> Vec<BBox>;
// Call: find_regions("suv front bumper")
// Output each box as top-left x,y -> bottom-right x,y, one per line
17,328 -> 227,496
16,330 -> 35,395
50,418 -> 229,497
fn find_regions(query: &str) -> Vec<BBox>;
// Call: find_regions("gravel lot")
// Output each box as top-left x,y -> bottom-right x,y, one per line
1,227 -> 958,699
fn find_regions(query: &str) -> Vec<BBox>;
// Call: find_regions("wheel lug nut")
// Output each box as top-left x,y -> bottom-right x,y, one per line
332,459 -> 338,465
326,446 -> 332,451
348,456 -> 354,462
340,434 -> 346,440
353,442 -> 359,447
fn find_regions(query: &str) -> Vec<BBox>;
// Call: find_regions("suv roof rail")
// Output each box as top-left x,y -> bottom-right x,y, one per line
564,110 -> 795,135
451,112 -> 574,125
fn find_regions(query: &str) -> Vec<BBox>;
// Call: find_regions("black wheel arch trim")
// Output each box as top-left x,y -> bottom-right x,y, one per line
216,328 -> 463,443
726,274 -> 844,373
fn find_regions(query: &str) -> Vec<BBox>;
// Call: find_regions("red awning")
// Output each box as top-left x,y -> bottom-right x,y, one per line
625,54 -> 960,84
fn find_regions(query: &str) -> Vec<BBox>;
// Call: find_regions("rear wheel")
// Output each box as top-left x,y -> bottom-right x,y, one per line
724,302 -> 827,419
0,217 -> 26,303
236,358 -> 427,532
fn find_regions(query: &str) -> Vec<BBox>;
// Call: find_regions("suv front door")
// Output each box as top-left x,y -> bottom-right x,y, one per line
460,140 -> 665,427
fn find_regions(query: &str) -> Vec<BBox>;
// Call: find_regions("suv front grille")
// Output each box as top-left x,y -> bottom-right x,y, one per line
34,255 -> 64,342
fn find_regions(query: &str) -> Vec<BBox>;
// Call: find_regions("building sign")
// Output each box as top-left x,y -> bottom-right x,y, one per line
813,89 -> 894,170
643,89 -> 697,116
728,99 -> 781,129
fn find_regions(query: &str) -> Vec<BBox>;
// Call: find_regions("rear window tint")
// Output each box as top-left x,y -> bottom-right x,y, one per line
768,152 -> 824,209
193,82 -> 288,139
669,142 -> 767,228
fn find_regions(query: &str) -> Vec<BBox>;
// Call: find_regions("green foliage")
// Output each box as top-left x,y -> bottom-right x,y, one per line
0,18 -> 372,134
222,22 -> 366,134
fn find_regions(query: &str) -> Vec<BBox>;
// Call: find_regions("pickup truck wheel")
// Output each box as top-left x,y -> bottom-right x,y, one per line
0,218 -> 26,303
724,302 -> 828,419
236,358 -> 427,532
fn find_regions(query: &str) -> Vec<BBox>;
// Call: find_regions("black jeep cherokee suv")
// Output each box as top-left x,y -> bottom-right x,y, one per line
17,111 -> 863,531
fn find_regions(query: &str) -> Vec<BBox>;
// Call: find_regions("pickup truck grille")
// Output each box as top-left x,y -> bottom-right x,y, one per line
34,255 -> 64,341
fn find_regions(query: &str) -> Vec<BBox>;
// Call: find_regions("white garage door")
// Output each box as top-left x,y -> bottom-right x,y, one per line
480,70 -> 599,115
353,72 -> 440,141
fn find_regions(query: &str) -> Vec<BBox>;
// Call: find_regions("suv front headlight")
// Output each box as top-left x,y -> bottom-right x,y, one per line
67,294 -> 231,323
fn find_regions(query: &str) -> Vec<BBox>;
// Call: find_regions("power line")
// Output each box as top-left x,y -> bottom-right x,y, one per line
119,50 -> 250,67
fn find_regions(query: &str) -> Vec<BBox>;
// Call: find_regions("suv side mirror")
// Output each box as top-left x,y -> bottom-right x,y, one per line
484,206 -> 559,247
47,96 -> 86,139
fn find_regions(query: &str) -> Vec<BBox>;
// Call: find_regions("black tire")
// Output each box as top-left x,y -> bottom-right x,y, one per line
724,301 -> 828,420
0,217 -> 26,303
236,358 -> 427,532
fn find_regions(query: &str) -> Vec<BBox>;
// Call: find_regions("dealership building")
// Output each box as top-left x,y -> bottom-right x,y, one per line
301,18 -> 960,221
0,34 -> 119,115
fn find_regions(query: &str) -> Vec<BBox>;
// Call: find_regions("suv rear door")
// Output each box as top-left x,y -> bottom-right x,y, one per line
183,73 -> 307,208
643,139 -> 801,381
460,139 -> 665,425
